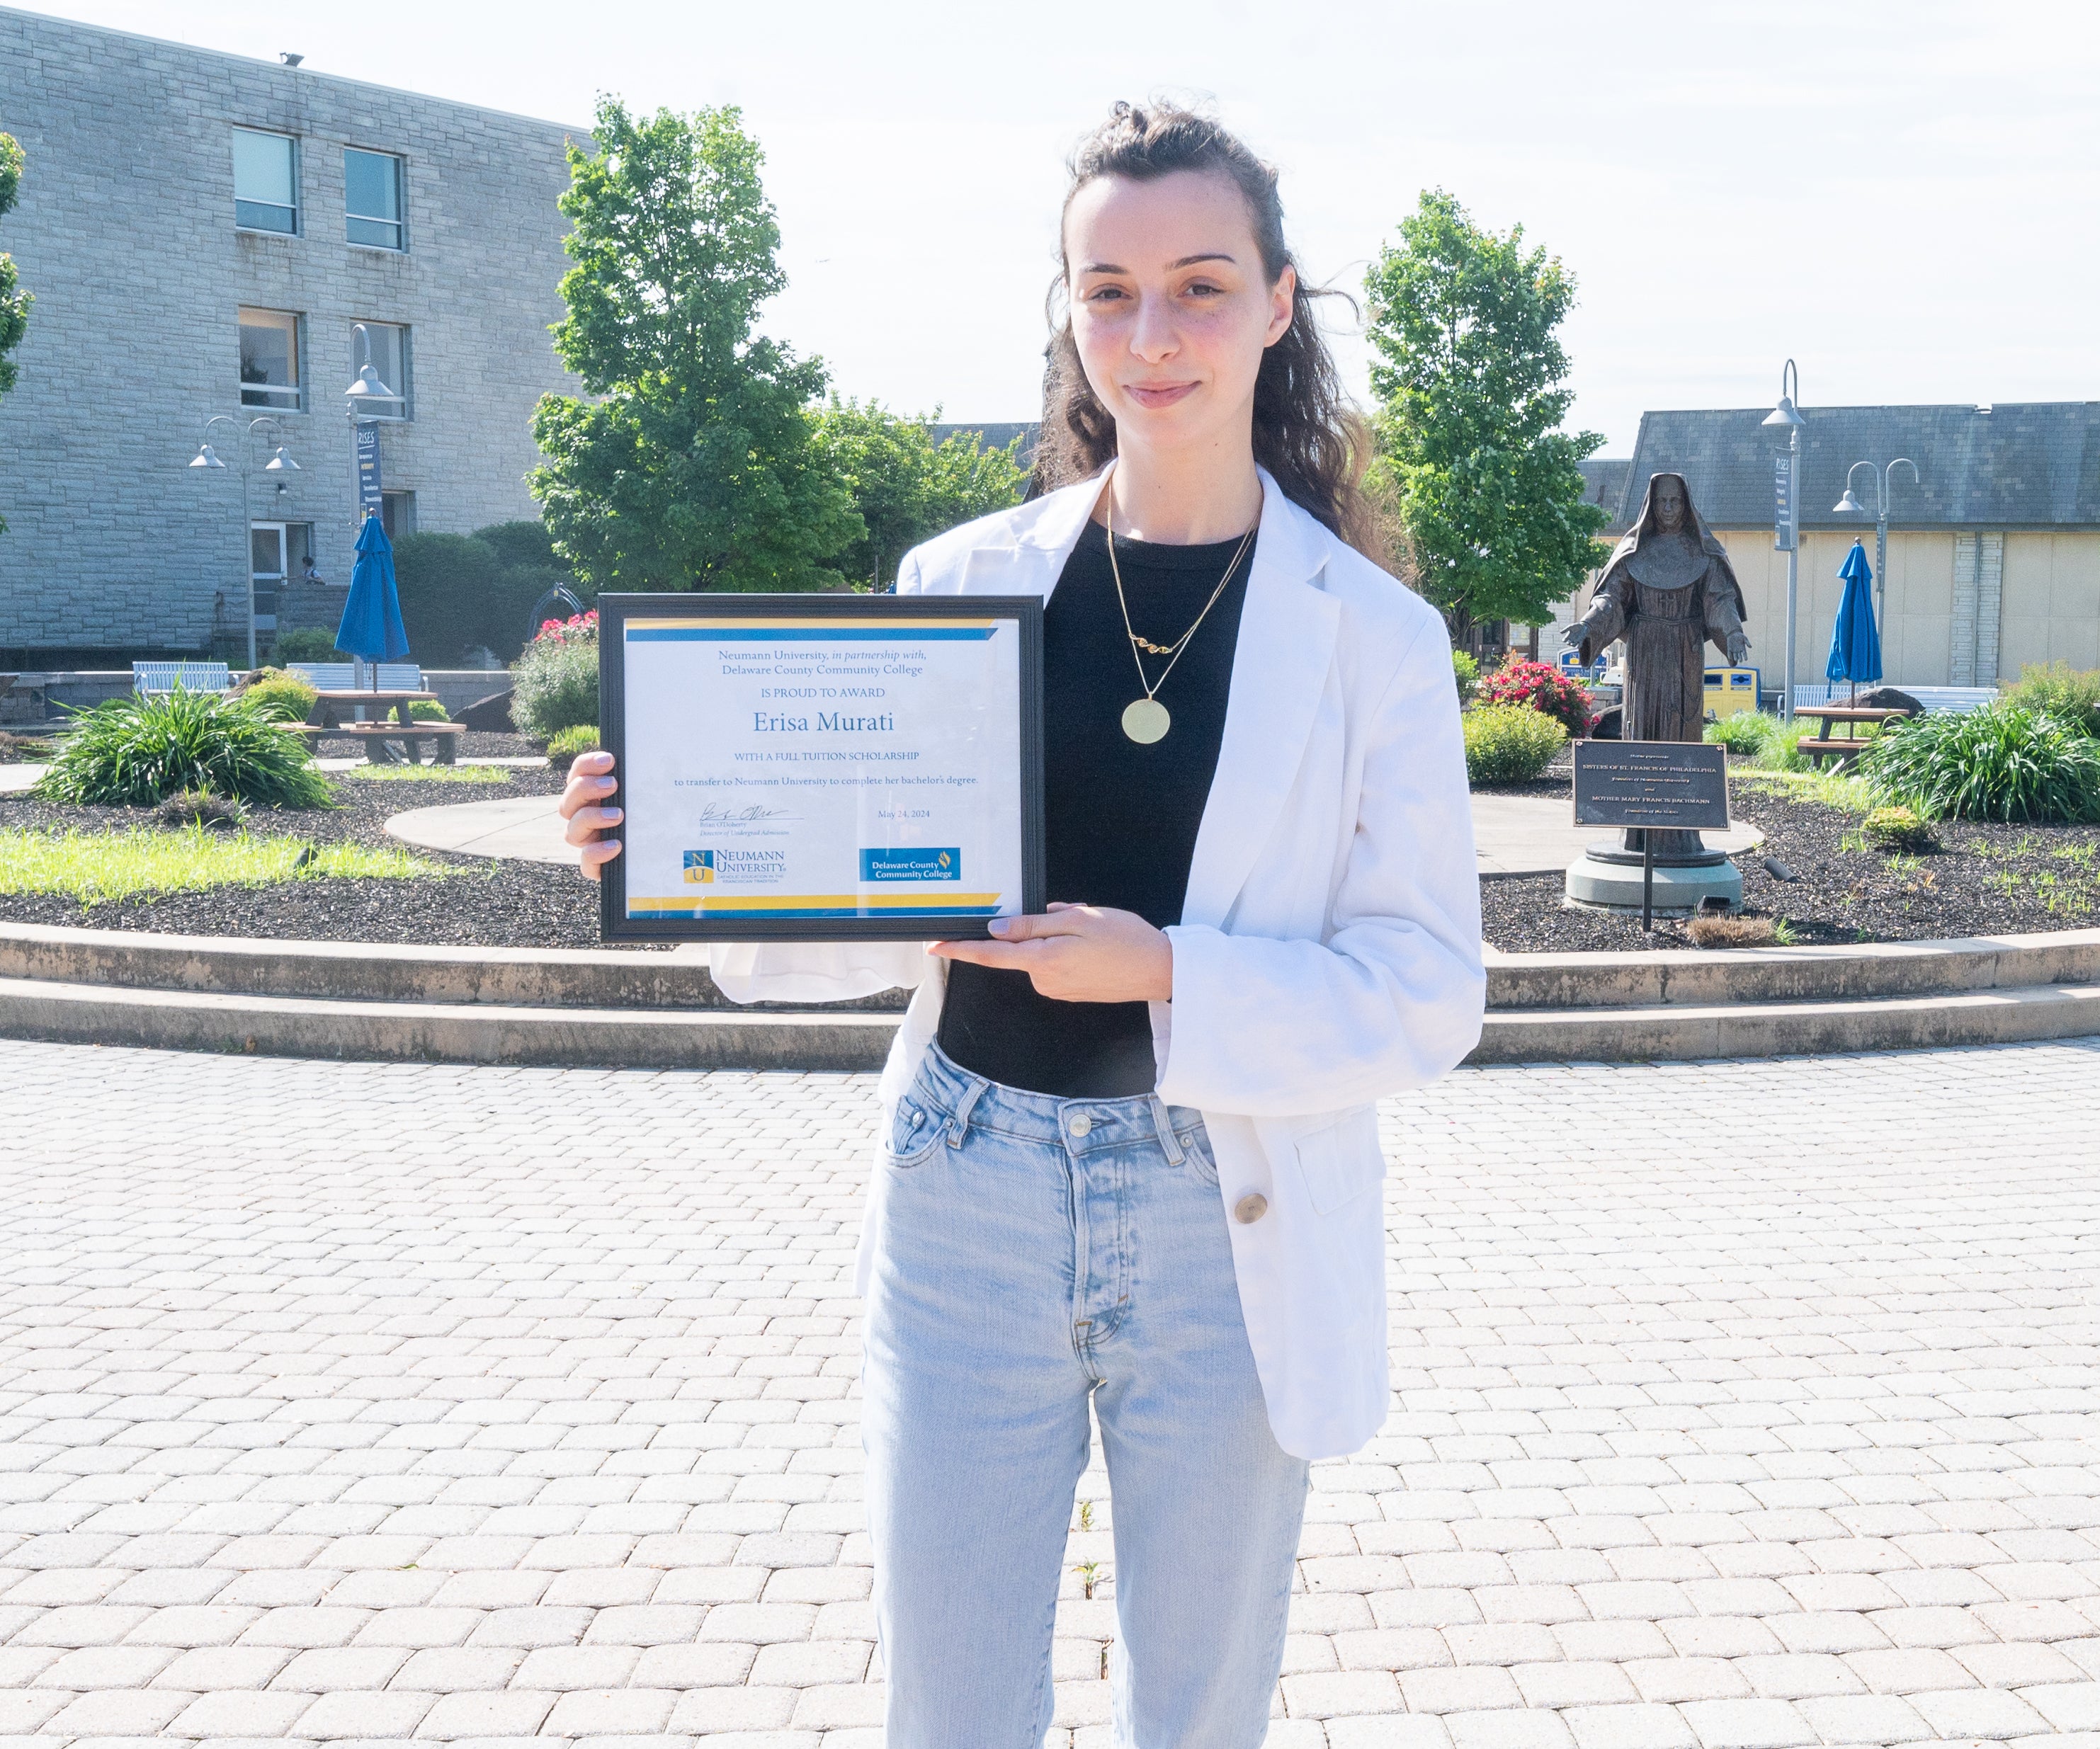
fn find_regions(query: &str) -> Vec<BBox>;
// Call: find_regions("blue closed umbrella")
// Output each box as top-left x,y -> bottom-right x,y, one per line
1826,538 -> 1883,703
336,513 -> 411,688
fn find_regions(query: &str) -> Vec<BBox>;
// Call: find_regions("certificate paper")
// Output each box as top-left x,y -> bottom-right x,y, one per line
598,594 -> 1045,941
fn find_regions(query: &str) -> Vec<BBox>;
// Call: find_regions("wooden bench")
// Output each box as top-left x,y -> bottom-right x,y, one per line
298,721 -> 465,765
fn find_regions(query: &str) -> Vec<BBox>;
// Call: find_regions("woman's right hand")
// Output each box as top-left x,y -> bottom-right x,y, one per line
558,748 -> 623,881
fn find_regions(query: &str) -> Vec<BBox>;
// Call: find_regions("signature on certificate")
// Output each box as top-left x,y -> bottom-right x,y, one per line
694,802 -> 794,828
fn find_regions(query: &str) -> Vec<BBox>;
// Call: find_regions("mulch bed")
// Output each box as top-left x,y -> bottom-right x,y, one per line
1480,761 -> 2100,953
5,742 -> 2097,957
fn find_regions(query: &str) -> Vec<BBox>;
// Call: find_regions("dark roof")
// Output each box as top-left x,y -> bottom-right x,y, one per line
1577,458 -> 1630,519
929,422 -> 1040,464
1604,402 -> 2100,533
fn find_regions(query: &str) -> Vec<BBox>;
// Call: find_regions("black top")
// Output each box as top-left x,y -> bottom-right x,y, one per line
936,517 -> 1255,1097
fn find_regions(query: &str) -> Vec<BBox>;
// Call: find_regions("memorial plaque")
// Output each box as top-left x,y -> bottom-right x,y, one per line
1572,740 -> 1730,831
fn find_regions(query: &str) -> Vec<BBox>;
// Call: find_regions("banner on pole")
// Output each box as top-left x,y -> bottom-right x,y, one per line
1773,454 -> 1795,552
355,421 -> 383,517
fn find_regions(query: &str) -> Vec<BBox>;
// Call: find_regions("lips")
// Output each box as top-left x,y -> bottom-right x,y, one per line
1125,382 -> 1200,409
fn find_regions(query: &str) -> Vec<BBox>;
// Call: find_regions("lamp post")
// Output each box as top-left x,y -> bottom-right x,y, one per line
190,415 -> 300,671
1761,360 -> 1805,723
344,323 -> 402,535
1834,457 -> 1920,632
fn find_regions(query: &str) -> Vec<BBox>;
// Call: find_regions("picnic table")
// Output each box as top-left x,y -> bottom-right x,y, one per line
1793,704 -> 1908,768
300,689 -> 464,765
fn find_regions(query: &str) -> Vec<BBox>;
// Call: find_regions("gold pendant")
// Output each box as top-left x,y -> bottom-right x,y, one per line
1121,697 -> 1171,744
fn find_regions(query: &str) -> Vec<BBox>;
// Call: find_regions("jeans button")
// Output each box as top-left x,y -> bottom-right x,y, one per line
1234,1193 -> 1268,1224
1067,1113 -> 1093,1139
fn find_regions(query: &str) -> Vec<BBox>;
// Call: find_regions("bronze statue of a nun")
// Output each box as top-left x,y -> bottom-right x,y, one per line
1564,471 -> 1752,865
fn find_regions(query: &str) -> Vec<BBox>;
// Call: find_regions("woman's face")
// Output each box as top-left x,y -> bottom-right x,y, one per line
1064,169 -> 1295,457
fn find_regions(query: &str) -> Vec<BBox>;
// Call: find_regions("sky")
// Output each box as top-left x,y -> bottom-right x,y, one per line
21,0 -> 2100,452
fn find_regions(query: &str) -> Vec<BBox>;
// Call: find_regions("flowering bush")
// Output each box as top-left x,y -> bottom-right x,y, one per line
511,610 -> 600,738
1476,657 -> 1597,737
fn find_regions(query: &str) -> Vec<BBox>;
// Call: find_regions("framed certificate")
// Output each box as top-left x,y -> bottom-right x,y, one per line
597,593 -> 1045,941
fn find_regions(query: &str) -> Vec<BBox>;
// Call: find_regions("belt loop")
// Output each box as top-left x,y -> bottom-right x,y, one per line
945,1073 -> 989,1148
1148,1095 -> 1185,1166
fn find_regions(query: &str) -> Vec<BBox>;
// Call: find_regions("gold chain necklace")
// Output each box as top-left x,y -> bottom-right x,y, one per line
1104,505 -> 1256,745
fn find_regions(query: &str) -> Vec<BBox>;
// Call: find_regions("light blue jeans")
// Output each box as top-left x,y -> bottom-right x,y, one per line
862,1042 -> 1311,1748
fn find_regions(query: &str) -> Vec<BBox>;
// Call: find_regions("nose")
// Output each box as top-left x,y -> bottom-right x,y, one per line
1129,290 -> 1178,363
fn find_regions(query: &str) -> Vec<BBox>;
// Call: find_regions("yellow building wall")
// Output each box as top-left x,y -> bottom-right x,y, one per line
2000,533 -> 2100,678
1528,528 -> 2099,687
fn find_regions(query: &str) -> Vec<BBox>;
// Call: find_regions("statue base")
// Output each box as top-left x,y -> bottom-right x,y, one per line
1565,852 -> 1742,916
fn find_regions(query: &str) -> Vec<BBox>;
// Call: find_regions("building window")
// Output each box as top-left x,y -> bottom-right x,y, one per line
344,149 -> 406,249
232,127 -> 298,234
380,491 -> 416,542
239,308 -> 302,409
351,321 -> 411,418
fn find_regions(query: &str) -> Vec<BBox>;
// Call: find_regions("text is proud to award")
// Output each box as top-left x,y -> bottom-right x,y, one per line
597,594 -> 1046,941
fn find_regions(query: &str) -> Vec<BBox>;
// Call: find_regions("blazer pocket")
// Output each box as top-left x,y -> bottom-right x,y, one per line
1290,1105 -> 1386,1217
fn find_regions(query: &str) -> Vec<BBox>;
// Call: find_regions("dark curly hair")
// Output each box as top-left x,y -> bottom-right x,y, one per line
1035,101 -> 1376,556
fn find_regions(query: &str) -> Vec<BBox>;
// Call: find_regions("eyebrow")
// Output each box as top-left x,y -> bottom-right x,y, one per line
1078,252 -> 1239,274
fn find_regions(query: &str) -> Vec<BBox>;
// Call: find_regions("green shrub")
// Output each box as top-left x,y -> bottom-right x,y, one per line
1452,649 -> 1480,708
1861,804 -> 1936,853
545,724 -> 601,768
511,612 -> 598,738
1753,718 -> 1816,771
1705,710 -> 1778,757
271,628 -> 343,663
1463,703 -> 1568,785
154,789 -> 248,831
33,690 -> 335,809
1860,702 -> 2100,823
239,673 -> 319,723
2003,661 -> 2100,736
406,699 -> 450,722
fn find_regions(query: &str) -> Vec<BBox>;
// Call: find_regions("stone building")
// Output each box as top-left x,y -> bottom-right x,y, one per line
0,7 -> 585,663
1548,403 -> 2100,690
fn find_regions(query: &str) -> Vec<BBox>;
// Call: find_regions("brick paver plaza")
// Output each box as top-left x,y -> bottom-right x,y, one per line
3,1035 -> 2099,1748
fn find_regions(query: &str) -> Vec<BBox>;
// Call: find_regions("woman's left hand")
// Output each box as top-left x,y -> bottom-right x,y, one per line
928,903 -> 1173,1003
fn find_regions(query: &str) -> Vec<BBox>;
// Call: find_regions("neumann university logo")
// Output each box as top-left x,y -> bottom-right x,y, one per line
859,848 -> 960,883
683,848 -> 787,885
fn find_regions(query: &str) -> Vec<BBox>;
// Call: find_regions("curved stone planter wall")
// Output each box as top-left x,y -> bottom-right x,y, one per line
1,921 -> 2096,1070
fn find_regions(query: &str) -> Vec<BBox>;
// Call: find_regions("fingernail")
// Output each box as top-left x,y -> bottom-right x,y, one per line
605,808 -> 622,821
987,916 -> 1012,936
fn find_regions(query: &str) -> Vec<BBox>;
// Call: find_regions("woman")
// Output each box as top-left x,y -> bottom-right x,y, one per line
560,102 -> 1484,1749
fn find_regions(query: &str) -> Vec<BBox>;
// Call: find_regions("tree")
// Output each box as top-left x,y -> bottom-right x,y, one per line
529,100 -> 858,593
392,520 -> 584,665
806,399 -> 1028,588
0,135 -> 33,533
1364,189 -> 1607,645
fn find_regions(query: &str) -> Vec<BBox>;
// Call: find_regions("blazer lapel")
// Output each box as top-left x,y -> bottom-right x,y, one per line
1181,474 -> 1339,930
953,465 -> 1111,601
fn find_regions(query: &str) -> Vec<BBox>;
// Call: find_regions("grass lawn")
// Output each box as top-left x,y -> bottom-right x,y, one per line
0,825 -> 443,904
333,763 -> 513,785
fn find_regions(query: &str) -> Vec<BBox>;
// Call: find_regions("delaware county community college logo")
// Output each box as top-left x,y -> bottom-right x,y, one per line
682,850 -> 717,884
858,847 -> 961,882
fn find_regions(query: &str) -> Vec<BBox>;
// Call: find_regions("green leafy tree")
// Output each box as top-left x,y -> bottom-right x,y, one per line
807,399 -> 1028,588
1365,189 -> 1608,643
0,134 -> 33,532
530,99 -> 858,593
392,520 -> 584,665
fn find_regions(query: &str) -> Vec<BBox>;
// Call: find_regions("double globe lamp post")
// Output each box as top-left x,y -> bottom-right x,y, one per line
191,325 -> 401,673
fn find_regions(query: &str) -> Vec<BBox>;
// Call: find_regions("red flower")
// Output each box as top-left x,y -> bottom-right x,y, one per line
1477,657 -> 1598,736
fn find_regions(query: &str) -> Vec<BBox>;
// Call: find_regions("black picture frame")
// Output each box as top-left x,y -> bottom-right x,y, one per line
596,592 -> 1046,942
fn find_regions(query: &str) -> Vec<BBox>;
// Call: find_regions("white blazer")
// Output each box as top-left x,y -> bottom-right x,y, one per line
710,462 -> 1485,1459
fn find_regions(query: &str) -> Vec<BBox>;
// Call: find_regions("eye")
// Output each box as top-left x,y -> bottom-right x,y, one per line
1084,285 -> 1129,303
1184,280 -> 1223,297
